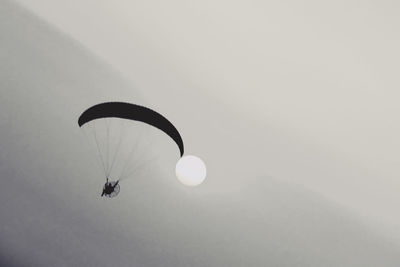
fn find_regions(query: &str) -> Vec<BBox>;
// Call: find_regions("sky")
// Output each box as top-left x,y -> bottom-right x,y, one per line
1,0 -> 400,266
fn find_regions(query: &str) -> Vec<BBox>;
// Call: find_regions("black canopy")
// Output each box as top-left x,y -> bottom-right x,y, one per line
78,102 -> 184,157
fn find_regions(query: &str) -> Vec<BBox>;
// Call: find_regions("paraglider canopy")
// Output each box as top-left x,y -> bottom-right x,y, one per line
78,102 -> 184,157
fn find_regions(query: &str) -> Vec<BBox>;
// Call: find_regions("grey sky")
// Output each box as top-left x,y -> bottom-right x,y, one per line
1,0 -> 400,266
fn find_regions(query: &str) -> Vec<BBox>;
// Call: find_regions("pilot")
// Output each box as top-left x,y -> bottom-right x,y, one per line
101,179 -> 119,197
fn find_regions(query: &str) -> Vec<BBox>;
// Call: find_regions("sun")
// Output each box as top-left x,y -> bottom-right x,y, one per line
175,155 -> 206,186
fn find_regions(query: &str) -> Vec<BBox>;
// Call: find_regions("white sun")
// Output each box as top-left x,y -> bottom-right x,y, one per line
175,155 -> 206,186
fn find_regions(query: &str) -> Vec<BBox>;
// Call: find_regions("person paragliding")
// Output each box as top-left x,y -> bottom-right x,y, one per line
101,178 -> 120,197
78,102 -> 185,198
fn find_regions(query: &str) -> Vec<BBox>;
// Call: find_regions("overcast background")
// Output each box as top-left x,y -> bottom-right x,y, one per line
1,0 -> 400,266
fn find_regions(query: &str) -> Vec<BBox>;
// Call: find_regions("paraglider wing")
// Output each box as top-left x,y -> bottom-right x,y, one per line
78,102 -> 184,157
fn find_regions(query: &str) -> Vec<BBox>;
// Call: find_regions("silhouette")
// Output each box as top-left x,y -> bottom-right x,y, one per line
78,102 -> 184,157
101,179 -> 120,198
78,102 -> 185,197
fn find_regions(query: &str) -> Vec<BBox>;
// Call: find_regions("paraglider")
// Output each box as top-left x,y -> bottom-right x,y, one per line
78,102 -> 185,197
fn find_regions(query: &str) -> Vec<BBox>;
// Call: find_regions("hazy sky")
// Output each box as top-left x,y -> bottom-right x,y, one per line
1,0 -> 400,266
